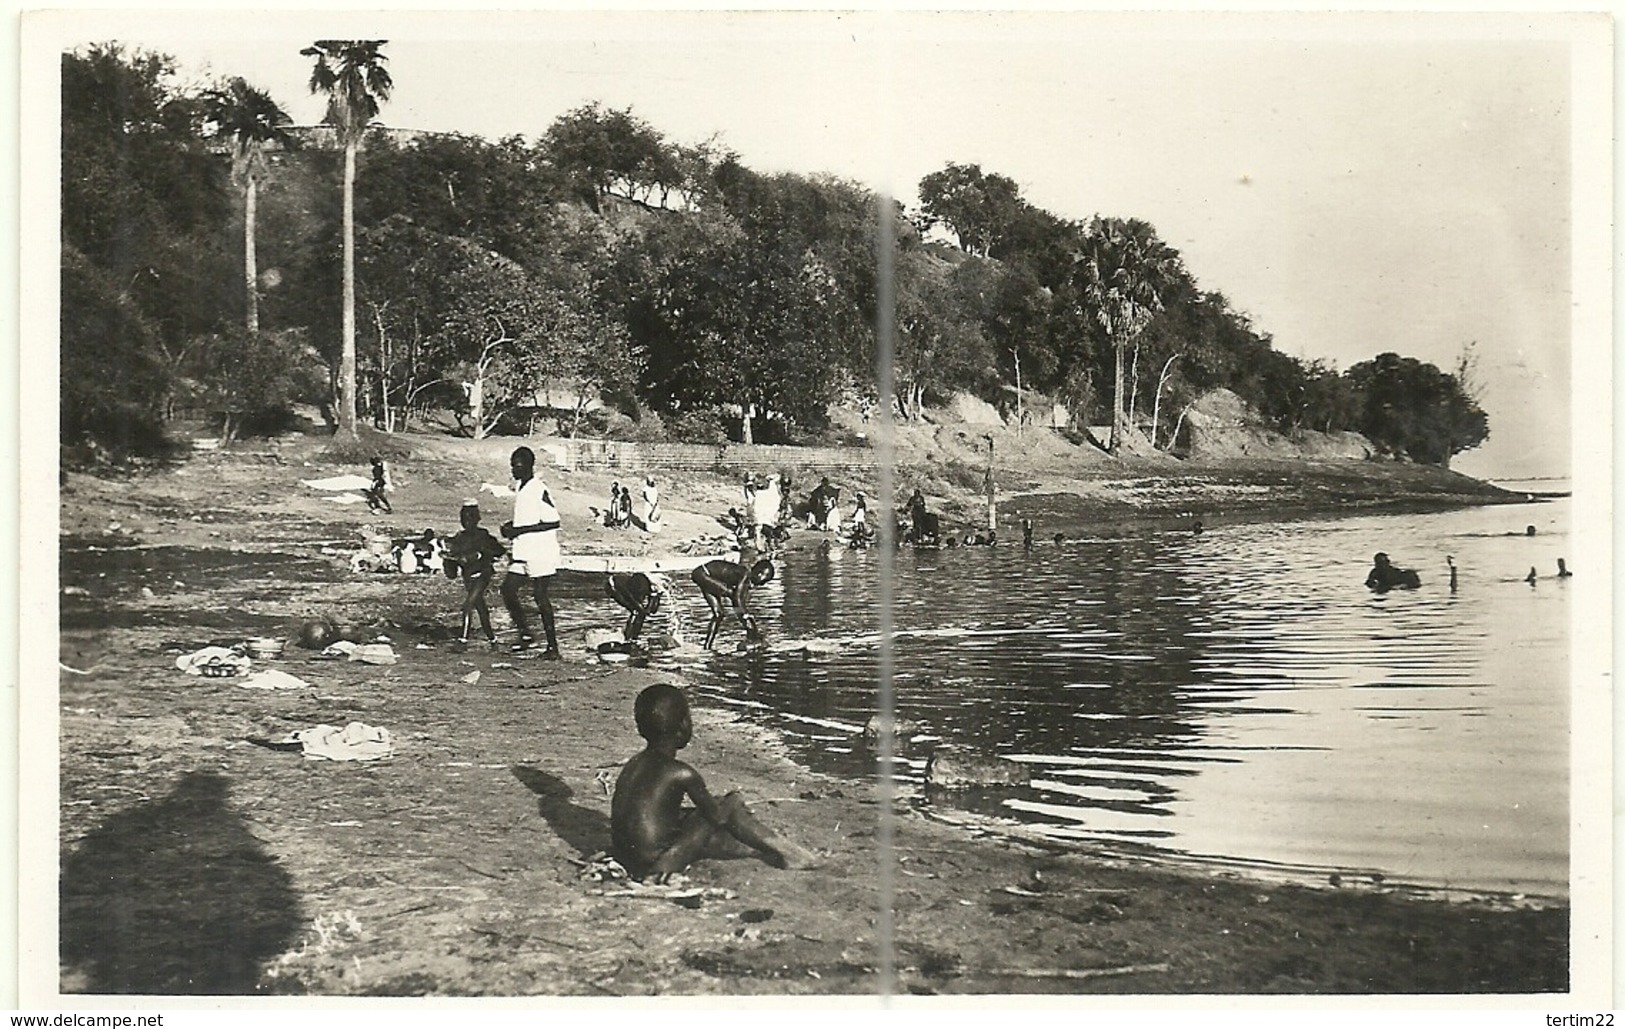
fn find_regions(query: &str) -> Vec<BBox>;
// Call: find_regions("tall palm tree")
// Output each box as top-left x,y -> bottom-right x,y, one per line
301,40 -> 392,437
204,78 -> 292,335
1077,217 -> 1180,454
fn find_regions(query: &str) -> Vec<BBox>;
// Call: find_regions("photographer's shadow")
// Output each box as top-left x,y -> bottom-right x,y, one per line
59,770 -> 303,994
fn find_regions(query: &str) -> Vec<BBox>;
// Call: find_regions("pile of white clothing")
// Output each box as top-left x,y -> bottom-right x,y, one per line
280,721 -> 394,761
175,646 -> 252,676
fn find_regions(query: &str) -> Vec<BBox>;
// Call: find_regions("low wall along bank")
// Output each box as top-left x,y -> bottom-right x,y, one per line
544,439 -> 879,475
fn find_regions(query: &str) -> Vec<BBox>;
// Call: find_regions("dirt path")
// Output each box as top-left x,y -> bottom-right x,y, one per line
48,436 -> 1567,998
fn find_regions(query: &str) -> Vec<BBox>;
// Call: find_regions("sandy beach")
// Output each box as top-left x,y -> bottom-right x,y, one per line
47,433 -> 1566,997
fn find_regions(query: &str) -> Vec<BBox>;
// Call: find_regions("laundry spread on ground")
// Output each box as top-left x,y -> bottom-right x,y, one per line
281,721 -> 394,761
301,474 -> 376,492
237,668 -> 312,691
321,640 -> 399,665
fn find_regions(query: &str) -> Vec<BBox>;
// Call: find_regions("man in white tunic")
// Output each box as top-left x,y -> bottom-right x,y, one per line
640,475 -> 662,533
499,446 -> 562,658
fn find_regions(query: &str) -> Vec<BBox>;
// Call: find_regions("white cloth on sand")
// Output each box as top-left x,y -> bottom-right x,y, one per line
282,721 -> 394,761
322,641 -> 398,665
302,474 -> 375,492
238,668 -> 312,690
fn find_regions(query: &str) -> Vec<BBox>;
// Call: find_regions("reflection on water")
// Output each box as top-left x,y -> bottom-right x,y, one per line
668,500 -> 1571,898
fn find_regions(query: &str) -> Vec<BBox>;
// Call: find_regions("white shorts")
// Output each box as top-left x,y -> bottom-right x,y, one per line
510,531 -> 559,578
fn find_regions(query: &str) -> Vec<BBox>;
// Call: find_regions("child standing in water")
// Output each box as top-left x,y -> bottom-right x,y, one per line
611,683 -> 817,880
443,501 -> 505,645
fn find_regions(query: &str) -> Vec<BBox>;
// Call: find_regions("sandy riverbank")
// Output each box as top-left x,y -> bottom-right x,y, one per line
45,433 -> 1567,998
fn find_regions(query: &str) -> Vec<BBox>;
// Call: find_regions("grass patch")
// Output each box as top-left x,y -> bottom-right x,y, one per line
315,426 -> 416,466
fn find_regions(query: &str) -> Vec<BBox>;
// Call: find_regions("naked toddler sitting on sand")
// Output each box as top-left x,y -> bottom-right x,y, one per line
610,684 -> 816,880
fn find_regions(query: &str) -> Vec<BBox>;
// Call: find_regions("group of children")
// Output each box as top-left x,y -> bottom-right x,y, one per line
439,450 -> 772,663
439,449 -> 813,881
599,477 -> 662,532
437,446 -> 562,657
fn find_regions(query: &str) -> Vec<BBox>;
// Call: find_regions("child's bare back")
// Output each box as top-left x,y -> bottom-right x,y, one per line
609,684 -> 816,880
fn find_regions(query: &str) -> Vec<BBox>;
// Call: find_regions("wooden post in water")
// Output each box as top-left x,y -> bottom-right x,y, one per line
984,433 -> 997,531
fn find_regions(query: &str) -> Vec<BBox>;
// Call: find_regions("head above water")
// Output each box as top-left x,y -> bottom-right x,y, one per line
510,446 -> 537,481
634,683 -> 692,745
1373,552 -> 1391,566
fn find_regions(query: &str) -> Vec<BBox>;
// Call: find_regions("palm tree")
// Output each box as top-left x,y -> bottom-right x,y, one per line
301,40 -> 392,437
1076,217 -> 1181,454
204,78 -> 292,335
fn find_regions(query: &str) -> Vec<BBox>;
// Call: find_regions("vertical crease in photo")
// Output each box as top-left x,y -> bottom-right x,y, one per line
872,188 -> 898,999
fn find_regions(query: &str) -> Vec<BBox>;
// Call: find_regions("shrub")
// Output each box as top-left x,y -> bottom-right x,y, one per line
317,425 -> 415,466
665,407 -> 727,444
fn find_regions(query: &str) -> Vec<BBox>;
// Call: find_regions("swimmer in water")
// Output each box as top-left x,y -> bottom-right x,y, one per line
1557,558 -> 1572,578
1366,552 -> 1421,592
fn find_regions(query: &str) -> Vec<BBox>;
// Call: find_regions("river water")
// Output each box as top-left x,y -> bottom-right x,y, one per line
663,494 -> 1572,899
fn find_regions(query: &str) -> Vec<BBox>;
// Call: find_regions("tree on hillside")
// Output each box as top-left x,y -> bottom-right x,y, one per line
540,103 -> 682,213
202,77 -> 293,334
1297,360 -> 1362,435
1345,352 -> 1488,467
62,45 -> 239,453
626,208 -> 847,441
713,165 -> 883,387
949,258 -> 1058,430
356,216 -> 447,432
357,133 -> 560,265
894,252 -> 995,421
61,246 -> 170,454
1073,217 -> 1185,453
62,45 -> 225,268
302,39 -> 393,439
917,163 -> 1024,257
192,327 -> 326,440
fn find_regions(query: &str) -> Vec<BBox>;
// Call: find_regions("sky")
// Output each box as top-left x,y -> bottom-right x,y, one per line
28,8 -> 1607,480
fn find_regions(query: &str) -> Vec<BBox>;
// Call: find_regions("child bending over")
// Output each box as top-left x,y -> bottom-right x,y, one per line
691,557 -> 775,649
607,571 -> 668,641
443,501 -> 505,644
611,684 -> 816,880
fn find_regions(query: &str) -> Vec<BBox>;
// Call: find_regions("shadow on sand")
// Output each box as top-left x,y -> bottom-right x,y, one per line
60,770 -> 303,994
511,765 -> 613,857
